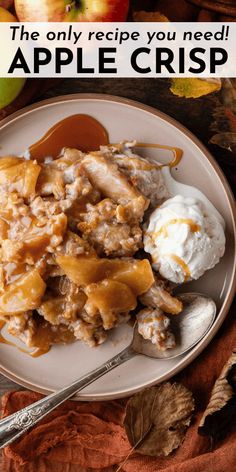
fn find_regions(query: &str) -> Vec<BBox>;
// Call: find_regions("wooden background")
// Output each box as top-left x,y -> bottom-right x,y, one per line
0,79 -> 235,470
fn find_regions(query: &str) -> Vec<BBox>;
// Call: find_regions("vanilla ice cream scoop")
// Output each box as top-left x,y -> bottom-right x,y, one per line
144,195 -> 225,284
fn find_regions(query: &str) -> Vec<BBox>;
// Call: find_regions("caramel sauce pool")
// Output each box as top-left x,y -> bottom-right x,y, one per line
29,114 -> 183,169
0,320 -> 37,356
30,114 -> 109,160
0,320 -> 74,358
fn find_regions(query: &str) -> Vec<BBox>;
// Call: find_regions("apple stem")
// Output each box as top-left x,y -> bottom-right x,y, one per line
65,0 -> 81,12
65,2 -> 73,13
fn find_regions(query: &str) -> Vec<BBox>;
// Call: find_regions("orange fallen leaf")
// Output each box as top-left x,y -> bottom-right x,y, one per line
124,382 -> 194,457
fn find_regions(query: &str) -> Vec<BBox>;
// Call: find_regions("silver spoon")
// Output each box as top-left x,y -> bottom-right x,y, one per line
0,292 -> 216,449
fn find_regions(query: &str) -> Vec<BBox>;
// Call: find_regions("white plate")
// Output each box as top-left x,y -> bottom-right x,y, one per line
0,94 -> 235,400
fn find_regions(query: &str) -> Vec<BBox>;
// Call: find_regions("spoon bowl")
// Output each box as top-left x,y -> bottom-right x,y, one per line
131,293 -> 217,359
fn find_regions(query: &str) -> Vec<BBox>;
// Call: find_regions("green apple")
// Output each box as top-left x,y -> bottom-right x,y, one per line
0,77 -> 26,109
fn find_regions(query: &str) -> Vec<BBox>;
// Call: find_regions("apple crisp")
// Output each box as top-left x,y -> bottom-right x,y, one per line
0,142 -> 182,354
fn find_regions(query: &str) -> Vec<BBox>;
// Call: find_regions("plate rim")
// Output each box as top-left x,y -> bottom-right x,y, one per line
0,92 -> 235,401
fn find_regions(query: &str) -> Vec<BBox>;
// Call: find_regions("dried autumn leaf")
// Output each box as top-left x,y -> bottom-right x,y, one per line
220,79 -> 236,116
198,351 -> 236,441
170,78 -> 221,99
133,11 -> 169,22
210,132 -> 236,153
124,383 -> 194,457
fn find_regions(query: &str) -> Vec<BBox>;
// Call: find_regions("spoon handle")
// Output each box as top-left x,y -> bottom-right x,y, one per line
0,346 -> 134,449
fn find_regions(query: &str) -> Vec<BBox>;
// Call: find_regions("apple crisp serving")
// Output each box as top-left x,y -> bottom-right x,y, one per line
0,142 -> 182,355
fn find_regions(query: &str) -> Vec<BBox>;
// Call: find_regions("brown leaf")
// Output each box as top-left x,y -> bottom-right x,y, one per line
198,350 -> 236,441
124,382 -> 194,457
210,132 -> 236,153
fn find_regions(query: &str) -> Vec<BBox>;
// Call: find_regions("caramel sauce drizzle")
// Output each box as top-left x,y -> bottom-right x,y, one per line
134,142 -> 183,168
30,347 -> 50,358
0,320 -> 50,357
153,219 -> 201,239
143,315 -> 165,324
148,220 -> 198,282
169,254 -> 191,282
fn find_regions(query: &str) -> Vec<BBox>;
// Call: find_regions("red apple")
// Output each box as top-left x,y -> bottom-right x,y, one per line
0,5 -> 17,20
0,0 -> 14,9
15,0 -> 130,22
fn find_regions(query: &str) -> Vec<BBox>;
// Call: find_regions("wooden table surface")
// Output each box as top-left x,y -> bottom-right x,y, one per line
0,78 -> 235,452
